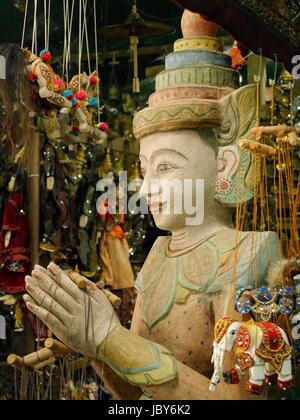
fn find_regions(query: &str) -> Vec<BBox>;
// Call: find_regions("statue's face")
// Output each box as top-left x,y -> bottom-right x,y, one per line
139,129 -> 218,232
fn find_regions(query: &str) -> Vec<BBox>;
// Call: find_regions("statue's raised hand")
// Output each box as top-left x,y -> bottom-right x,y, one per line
24,263 -> 120,359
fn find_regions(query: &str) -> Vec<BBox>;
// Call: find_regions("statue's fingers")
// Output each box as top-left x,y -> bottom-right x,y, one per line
31,269 -> 80,308
24,299 -> 64,334
34,264 -> 50,276
25,275 -> 39,289
47,262 -> 83,303
26,280 -> 71,325
23,294 -> 37,306
30,271 -> 76,312
86,284 -> 108,306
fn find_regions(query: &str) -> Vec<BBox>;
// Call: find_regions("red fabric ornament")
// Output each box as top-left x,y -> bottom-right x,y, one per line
89,75 -> 98,86
100,122 -> 109,132
76,91 -> 87,101
28,71 -> 38,82
40,51 -> 52,64
54,78 -> 63,91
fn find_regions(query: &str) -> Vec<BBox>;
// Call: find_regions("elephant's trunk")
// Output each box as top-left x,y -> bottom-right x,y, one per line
209,342 -> 226,392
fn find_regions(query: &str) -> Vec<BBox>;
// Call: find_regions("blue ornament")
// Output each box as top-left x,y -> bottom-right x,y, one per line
235,287 -> 253,315
39,49 -> 49,56
89,97 -> 100,107
63,89 -> 74,99
256,287 -> 273,303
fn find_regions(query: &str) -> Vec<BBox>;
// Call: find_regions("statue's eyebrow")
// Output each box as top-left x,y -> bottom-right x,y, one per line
151,149 -> 189,162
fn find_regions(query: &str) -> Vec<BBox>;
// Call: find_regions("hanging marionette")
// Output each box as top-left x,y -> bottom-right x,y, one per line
0,173 -> 30,296
96,148 -> 135,291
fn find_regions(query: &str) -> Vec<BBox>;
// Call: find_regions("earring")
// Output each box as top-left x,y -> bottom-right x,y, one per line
216,177 -> 233,195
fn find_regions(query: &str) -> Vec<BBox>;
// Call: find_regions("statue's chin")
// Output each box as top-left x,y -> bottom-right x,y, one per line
151,213 -> 185,233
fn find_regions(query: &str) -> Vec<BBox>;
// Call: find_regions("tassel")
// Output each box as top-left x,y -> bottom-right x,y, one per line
76,91 -> 87,101
99,122 -> 109,132
39,49 -> 52,64
89,75 -> 99,86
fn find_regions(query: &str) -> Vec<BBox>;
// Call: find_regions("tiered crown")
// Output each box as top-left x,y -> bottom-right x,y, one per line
133,11 -> 239,140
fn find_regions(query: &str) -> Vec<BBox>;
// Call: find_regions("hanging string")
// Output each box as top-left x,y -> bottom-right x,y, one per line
270,54 -> 278,126
44,0 -> 47,50
43,0 -> 51,50
32,0 -> 38,54
78,0 -> 83,89
81,0 -> 91,75
67,0 -> 75,82
94,0 -> 101,123
47,0 -> 51,50
63,0 -> 75,82
63,0 -> 68,78
21,0 -> 29,48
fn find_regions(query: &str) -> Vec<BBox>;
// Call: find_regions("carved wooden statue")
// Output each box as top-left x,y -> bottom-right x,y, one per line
24,11 -> 280,400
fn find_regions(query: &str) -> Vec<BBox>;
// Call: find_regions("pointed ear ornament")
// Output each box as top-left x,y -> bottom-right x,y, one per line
214,85 -> 257,206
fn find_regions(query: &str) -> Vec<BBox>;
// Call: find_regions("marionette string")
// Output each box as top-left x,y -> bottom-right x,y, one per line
94,0 -> 101,123
21,0 -> 29,48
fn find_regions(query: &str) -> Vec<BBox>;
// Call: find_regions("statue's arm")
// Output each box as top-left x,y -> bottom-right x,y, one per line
94,294 -> 227,400
91,294 -> 144,400
91,362 -> 142,400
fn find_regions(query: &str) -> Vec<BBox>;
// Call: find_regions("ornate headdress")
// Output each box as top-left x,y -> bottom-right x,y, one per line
133,11 -> 257,206
214,317 -> 236,343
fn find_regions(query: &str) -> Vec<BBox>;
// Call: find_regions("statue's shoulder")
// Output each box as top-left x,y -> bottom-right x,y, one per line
236,231 -> 280,289
207,229 -> 280,292
209,229 -> 279,254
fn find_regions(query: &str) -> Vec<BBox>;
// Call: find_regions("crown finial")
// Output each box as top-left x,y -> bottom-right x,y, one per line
181,9 -> 219,38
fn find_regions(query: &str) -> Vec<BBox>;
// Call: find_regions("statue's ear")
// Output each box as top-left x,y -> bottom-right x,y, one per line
214,85 -> 257,206
216,84 -> 256,146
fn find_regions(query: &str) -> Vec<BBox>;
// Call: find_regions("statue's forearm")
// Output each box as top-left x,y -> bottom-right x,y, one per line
96,326 -> 230,400
97,326 -> 178,390
91,361 -> 142,400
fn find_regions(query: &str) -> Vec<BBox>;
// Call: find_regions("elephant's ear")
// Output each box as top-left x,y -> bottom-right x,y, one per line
215,85 -> 257,206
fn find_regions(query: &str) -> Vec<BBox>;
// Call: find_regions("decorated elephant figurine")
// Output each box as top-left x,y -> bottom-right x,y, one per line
209,318 -> 294,395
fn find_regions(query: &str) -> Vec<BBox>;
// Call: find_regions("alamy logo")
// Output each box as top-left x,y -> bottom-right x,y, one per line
292,55 -> 300,80
0,55 -> 5,80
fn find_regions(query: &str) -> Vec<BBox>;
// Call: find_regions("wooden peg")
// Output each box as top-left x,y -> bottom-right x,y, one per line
34,356 -> 56,371
238,139 -> 276,158
101,289 -> 122,308
44,338 -> 72,356
23,348 -> 54,368
68,271 -> 87,289
7,354 -> 24,370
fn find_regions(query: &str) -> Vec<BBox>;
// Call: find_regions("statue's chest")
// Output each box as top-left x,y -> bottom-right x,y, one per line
137,293 -> 215,373
137,239 -> 221,330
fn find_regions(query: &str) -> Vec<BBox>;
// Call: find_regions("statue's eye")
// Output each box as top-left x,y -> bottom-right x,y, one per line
157,163 -> 176,173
